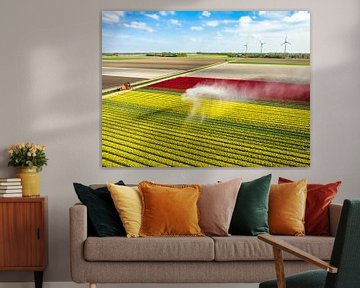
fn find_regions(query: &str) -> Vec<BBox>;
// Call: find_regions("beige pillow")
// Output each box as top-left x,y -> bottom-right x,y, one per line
198,178 -> 242,236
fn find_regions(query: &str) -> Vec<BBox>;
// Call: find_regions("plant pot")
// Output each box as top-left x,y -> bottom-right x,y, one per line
16,167 -> 40,197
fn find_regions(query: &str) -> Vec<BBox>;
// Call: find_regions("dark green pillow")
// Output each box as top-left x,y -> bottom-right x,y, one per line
73,181 -> 126,237
229,174 -> 272,236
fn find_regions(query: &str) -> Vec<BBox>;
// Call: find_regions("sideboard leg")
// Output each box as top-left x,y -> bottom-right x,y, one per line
34,271 -> 43,288
90,283 -> 97,288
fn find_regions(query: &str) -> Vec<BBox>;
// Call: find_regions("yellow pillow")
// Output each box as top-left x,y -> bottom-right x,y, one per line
138,181 -> 204,237
107,183 -> 142,238
269,179 -> 307,236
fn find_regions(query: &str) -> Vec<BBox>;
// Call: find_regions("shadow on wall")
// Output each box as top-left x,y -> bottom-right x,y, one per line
0,0 -> 208,283
0,149 -> 11,178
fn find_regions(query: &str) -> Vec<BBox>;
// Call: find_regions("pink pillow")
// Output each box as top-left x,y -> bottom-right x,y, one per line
198,178 -> 242,236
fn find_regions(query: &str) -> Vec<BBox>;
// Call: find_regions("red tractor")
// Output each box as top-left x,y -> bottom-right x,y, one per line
119,82 -> 131,91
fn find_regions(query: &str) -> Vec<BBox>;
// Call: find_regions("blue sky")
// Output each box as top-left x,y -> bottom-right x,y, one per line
102,11 -> 310,53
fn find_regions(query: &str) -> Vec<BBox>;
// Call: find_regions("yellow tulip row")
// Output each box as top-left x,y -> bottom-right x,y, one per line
104,91 -> 309,132
102,90 -> 310,167
102,111 -> 309,161
102,124 -> 309,167
102,105 -> 310,153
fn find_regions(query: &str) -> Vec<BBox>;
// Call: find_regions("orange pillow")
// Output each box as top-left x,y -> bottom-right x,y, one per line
138,181 -> 204,237
269,179 -> 307,236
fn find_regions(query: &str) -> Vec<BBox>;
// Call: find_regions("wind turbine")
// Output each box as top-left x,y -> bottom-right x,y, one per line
281,35 -> 291,54
243,43 -> 248,53
259,40 -> 266,53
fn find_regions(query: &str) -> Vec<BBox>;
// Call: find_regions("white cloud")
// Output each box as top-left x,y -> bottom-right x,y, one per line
239,16 -> 252,26
159,11 -> 175,16
115,11 -> 125,16
202,11 -> 211,17
258,11 -> 290,20
284,11 -> 310,23
205,20 -> 219,27
170,19 -> 181,26
123,21 -> 154,32
221,12 -> 310,53
191,26 -> 203,31
222,19 -> 237,25
216,32 -> 223,39
145,13 -> 160,20
102,11 -> 125,24
119,34 -> 130,39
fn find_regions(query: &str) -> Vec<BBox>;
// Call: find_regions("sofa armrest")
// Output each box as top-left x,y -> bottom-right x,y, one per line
258,234 -> 338,273
329,203 -> 342,237
258,234 -> 337,288
69,203 -> 88,283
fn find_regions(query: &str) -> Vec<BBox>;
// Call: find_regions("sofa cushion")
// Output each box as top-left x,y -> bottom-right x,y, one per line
73,181 -> 126,237
139,181 -> 203,237
279,177 -> 341,236
108,184 -> 142,238
229,174 -> 271,236
269,179 -> 307,236
198,178 -> 242,236
212,236 -> 334,261
84,236 -> 214,261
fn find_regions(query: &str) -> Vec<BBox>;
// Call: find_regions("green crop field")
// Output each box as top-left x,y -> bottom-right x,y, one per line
102,90 -> 310,167
102,55 -> 147,61
228,61 -> 310,66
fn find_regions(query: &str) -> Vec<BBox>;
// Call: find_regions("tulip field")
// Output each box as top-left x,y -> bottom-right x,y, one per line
102,76 -> 310,167
145,76 -> 310,103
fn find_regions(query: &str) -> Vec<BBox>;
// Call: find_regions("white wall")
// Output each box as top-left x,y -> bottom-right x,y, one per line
0,0 -> 360,283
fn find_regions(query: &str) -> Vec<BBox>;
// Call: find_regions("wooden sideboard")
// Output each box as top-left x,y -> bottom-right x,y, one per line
0,197 -> 47,288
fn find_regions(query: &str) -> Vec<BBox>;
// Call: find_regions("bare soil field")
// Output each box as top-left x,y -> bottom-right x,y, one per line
188,63 -> 310,84
102,67 -> 182,79
102,75 -> 146,90
102,57 -> 224,70
102,57 -> 225,90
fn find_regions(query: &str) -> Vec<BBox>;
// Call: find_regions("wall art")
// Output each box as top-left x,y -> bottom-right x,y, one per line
102,10 -> 310,167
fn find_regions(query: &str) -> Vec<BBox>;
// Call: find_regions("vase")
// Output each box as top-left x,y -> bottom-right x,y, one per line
16,167 -> 40,197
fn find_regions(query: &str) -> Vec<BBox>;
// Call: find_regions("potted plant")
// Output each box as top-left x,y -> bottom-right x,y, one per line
8,143 -> 48,197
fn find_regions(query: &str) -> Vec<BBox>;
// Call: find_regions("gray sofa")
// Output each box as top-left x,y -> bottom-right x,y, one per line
70,202 -> 342,287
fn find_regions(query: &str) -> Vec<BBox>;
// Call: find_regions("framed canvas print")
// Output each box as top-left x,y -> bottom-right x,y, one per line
102,10 -> 310,167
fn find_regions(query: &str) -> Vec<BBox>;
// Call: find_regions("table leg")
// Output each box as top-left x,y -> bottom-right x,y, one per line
34,271 -> 43,288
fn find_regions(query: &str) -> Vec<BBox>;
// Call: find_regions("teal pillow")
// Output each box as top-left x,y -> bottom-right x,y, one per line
229,174 -> 272,236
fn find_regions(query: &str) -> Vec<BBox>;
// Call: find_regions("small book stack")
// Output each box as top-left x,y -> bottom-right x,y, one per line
0,178 -> 22,197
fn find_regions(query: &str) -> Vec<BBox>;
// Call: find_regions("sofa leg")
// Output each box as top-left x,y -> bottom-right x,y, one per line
89,284 -> 96,288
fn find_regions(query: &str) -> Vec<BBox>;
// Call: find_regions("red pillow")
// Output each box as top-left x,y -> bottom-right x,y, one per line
278,177 -> 341,236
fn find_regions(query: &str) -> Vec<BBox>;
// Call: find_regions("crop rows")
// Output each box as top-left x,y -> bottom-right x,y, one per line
102,105 -> 309,158
102,90 -> 310,167
102,112 -> 309,158
103,101 -> 309,145
102,122 -> 308,166
105,90 -> 310,132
